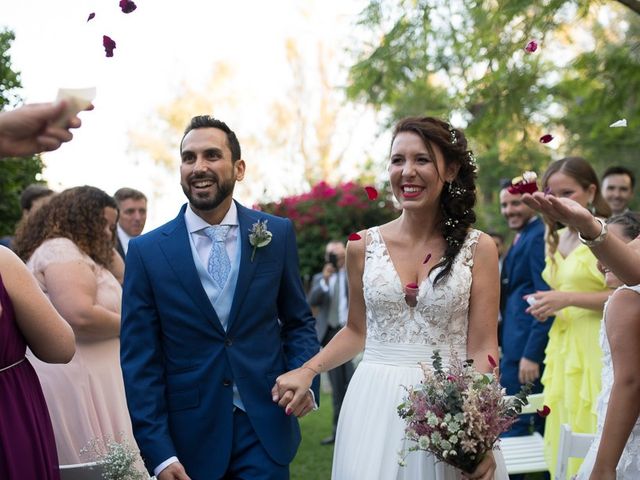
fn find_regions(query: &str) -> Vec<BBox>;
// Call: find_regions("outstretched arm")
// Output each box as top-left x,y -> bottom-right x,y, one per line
589,288 -> 640,480
523,192 -> 640,285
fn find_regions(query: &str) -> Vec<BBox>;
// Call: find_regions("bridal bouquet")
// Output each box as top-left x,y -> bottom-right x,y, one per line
397,350 -> 532,474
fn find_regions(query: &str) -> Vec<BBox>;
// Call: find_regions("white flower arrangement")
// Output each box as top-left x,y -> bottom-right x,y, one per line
81,435 -> 147,480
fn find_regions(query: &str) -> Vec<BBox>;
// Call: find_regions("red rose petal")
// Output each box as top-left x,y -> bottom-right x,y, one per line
406,282 -> 419,290
488,354 -> 497,369
348,233 -> 362,241
524,40 -> 538,53
539,134 -> 554,144
537,405 -> 551,417
119,0 -> 137,13
102,35 -> 116,57
508,183 -> 539,195
423,253 -> 432,265
87,12 -> 96,22
364,186 -> 378,200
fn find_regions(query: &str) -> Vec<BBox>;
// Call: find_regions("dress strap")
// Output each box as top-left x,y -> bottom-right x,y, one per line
0,357 -> 25,373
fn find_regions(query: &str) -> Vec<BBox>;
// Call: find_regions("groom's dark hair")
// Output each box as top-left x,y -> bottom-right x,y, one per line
181,115 -> 242,162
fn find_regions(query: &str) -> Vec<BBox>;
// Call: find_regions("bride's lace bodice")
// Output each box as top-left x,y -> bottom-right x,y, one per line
362,227 -> 480,347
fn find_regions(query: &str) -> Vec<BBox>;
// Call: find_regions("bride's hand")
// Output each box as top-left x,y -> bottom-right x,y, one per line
271,366 -> 316,415
462,451 -> 496,480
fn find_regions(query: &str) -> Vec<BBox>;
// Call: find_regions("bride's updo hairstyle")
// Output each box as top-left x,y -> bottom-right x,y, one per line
391,116 -> 477,286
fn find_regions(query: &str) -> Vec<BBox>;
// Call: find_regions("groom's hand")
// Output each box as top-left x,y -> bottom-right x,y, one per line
158,462 -> 191,480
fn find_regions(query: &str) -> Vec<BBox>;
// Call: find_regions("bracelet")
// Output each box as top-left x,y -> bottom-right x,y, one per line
303,365 -> 320,376
578,217 -> 608,247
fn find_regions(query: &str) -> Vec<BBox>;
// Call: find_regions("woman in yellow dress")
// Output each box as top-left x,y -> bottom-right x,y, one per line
526,157 -> 611,478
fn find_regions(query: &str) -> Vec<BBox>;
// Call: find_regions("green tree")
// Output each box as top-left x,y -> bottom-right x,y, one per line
347,1 -> 640,231
0,28 -> 45,237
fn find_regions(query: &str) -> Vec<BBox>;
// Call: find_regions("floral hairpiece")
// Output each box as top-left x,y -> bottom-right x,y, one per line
507,171 -> 539,195
449,127 -> 458,145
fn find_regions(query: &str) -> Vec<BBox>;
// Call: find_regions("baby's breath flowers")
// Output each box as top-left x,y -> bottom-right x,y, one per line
81,435 -> 146,480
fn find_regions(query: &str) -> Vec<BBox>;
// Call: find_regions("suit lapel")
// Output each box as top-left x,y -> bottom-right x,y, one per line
159,207 -> 225,334
227,202 -> 260,331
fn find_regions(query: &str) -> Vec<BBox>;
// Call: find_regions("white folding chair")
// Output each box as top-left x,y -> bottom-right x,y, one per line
554,423 -> 596,480
59,461 -> 106,480
500,393 -> 548,475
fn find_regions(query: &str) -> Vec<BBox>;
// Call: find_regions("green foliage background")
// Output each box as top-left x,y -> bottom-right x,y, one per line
346,0 -> 640,235
0,28 -> 45,237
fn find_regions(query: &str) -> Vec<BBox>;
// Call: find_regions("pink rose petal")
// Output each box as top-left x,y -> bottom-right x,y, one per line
87,12 -> 96,22
406,282 -> 419,290
508,182 -> 539,195
537,405 -> 551,417
102,35 -> 116,57
524,40 -> 538,53
119,0 -> 137,13
364,186 -> 378,200
539,134 -> 554,144
348,233 -> 362,241
423,253 -> 432,265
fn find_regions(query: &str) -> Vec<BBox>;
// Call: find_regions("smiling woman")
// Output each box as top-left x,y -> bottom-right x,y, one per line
272,116 -> 507,480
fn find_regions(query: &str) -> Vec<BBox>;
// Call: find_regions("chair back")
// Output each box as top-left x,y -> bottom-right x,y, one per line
554,423 -> 596,480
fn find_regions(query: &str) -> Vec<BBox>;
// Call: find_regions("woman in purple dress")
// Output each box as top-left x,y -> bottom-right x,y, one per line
0,246 -> 75,479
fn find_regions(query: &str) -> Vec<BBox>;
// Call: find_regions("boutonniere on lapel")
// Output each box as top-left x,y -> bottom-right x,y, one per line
249,219 -> 272,262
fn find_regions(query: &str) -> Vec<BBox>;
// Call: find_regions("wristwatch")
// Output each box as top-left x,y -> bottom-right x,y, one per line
578,217 -> 608,247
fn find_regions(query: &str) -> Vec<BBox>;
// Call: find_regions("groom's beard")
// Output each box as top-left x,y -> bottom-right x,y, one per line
182,173 -> 235,211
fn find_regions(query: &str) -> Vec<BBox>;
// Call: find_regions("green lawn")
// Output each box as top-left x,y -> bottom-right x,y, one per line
290,392 -> 334,480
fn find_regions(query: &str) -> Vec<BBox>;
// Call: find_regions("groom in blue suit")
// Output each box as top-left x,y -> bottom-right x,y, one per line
499,187 -> 552,442
120,115 -> 320,480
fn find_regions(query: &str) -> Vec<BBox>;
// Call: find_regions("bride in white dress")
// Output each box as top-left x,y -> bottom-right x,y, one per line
273,116 -> 508,480
576,215 -> 640,480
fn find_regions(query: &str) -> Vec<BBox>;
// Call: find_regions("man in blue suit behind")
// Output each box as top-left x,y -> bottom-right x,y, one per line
499,186 -> 553,446
120,115 -> 320,480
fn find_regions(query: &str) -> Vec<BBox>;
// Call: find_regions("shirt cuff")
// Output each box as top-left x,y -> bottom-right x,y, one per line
308,388 -> 319,411
154,457 -> 179,477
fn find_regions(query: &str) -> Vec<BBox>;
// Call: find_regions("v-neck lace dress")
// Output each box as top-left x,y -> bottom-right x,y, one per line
331,227 -> 508,480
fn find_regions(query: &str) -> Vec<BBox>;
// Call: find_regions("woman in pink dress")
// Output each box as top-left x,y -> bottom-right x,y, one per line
14,186 -> 136,465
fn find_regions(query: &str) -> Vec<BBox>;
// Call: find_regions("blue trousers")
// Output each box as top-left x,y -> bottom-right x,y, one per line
222,409 -> 289,480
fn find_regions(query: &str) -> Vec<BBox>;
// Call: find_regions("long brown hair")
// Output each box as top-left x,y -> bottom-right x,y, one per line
391,116 -> 477,286
541,157 -> 611,261
14,186 -> 118,268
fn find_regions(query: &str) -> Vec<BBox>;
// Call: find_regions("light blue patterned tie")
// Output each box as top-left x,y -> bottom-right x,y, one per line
204,225 -> 231,289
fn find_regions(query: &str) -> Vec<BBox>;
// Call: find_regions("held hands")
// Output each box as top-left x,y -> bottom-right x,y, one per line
462,451 -> 496,480
525,290 -> 567,321
271,366 -> 316,418
157,462 -> 191,480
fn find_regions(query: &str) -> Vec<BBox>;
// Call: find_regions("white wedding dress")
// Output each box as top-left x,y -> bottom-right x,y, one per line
575,284 -> 640,479
332,227 -> 509,480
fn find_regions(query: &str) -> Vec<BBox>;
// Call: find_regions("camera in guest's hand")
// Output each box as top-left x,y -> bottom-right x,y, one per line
328,252 -> 339,269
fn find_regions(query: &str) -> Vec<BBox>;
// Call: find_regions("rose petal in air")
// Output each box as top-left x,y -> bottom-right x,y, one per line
364,186 -> 379,200
537,405 -> 551,417
524,40 -> 538,53
348,233 -> 362,241
488,354 -> 497,369
423,253 -> 432,265
102,35 -> 116,57
609,119 -> 627,128
544,187 -> 551,195
87,12 -> 96,22
539,134 -> 554,144
119,0 -> 137,14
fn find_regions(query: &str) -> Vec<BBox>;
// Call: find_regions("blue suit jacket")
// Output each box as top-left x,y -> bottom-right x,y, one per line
120,202 -> 320,478
499,217 -> 553,394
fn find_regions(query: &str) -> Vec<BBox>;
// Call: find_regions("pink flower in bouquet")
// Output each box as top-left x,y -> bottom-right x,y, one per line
404,282 -> 419,307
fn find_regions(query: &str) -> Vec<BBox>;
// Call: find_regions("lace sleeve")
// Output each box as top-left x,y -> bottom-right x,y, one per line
28,238 -> 93,276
